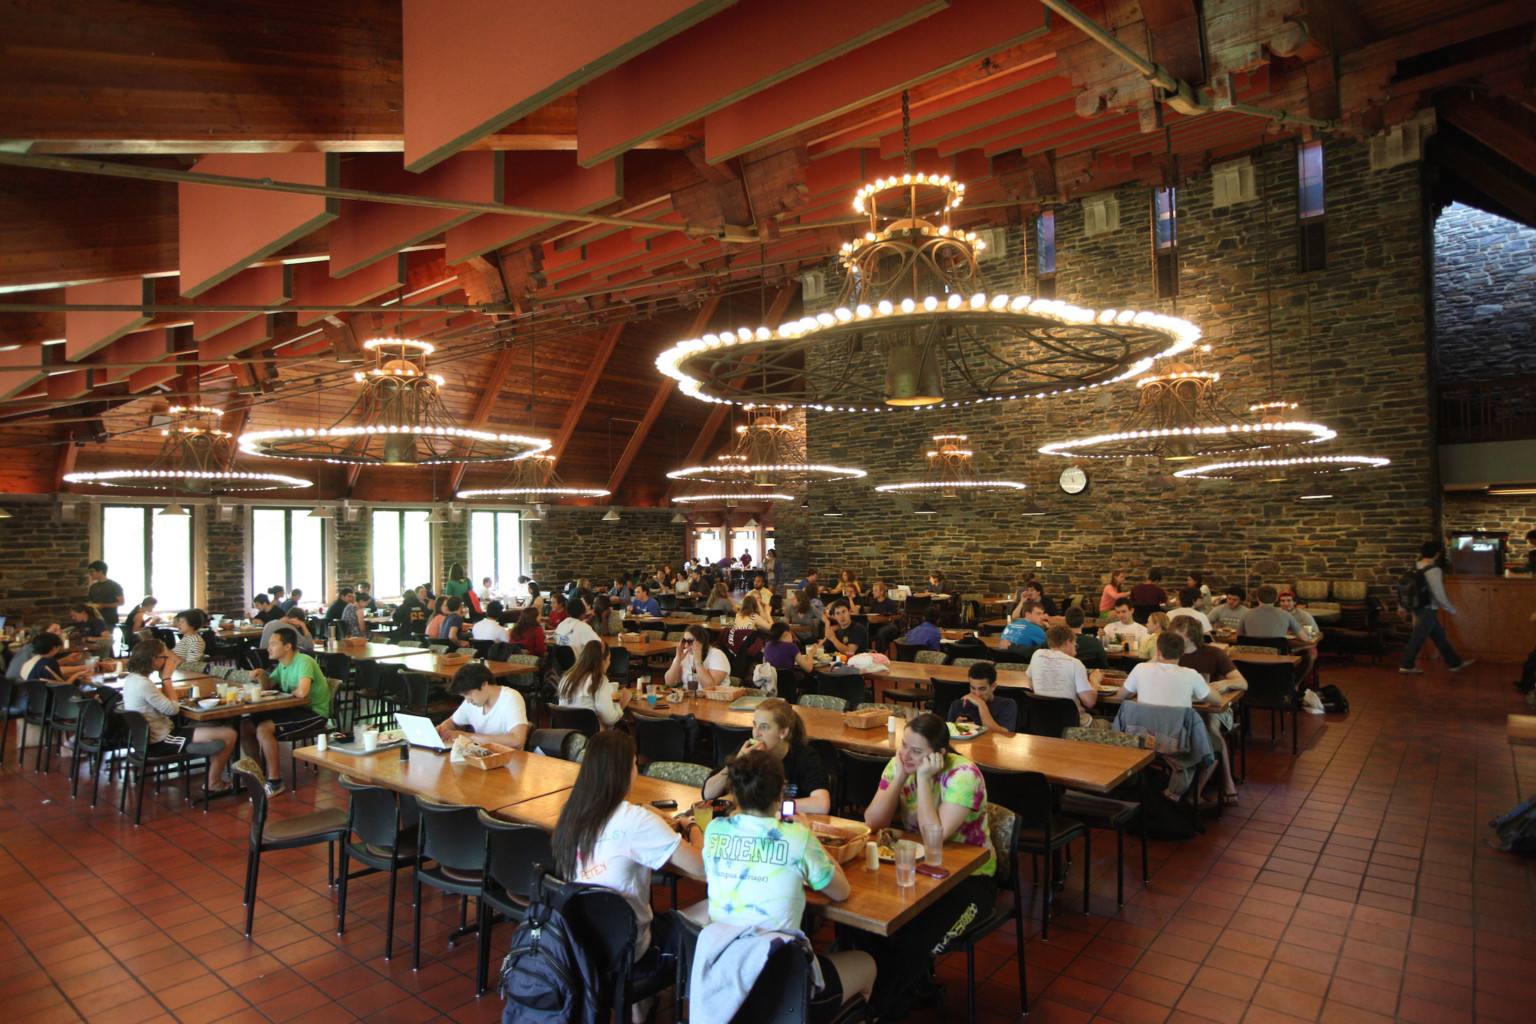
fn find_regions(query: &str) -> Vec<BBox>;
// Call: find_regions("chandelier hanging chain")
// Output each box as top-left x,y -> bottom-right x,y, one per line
901,90 -> 913,175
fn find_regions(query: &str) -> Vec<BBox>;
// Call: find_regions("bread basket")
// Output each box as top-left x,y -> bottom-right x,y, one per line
463,739 -> 516,770
808,817 -> 872,864
842,707 -> 890,730
703,686 -> 747,702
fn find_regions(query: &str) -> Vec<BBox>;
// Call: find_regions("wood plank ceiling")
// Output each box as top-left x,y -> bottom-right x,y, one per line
1,0 -> 1533,505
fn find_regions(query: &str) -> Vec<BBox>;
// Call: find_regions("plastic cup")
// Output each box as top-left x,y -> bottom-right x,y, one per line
921,824 -> 945,867
692,801 -> 714,828
894,840 -> 919,887
315,733 -> 328,753
362,730 -> 379,753
647,694 -> 659,707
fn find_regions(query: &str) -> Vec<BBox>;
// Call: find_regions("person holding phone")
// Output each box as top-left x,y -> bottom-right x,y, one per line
700,699 -> 831,813
860,712 -> 996,1019
662,624 -> 730,689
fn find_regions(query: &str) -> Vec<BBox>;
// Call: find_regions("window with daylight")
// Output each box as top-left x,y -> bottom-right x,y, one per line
1035,211 -> 1057,298
1297,140 -> 1327,271
1153,187 -> 1179,298
372,509 -> 431,600
693,527 -> 724,567
729,527 -> 760,566
100,505 -> 194,612
469,510 -> 523,595
251,509 -> 326,603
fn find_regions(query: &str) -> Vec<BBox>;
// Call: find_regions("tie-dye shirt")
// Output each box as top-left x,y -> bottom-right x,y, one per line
877,753 -> 994,876
702,814 -> 835,932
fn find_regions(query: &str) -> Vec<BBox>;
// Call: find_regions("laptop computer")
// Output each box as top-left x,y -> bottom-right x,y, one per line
395,711 -> 450,751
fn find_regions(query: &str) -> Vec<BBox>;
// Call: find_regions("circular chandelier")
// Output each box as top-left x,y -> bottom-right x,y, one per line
657,95 -> 1199,414
1038,365 -> 1335,461
666,404 -> 865,487
456,453 -> 609,502
65,404 -> 311,493
874,434 -> 1026,497
239,337 -> 550,466
1172,401 -> 1387,481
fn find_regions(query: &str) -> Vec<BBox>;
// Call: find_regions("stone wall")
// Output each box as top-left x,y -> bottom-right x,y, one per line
527,508 -> 687,587
203,509 -> 246,617
1442,492 -> 1536,547
1433,203 -> 1536,383
0,499 -> 92,624
333,513 -> 371,594
778,141 -> 1435,635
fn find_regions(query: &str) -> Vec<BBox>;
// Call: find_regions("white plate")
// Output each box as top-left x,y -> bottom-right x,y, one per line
197,697 -> 221,709
947,723 -> 986,741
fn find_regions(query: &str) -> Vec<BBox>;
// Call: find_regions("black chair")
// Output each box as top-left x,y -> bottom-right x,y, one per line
711,721 -> 754,769
1132,603 -> 1159,625
315,652 -> 351,729
1059,729 -> 1149,908
551,645 -> 577,676
350,659 -> 393,729
397,670 -> 456,722
231,761 -> 348,937
814,672 -> 866,712
1022,692 -> 1081,739
1234,634 -> 1289,655
904,594 -> 933,628
44,682 -> 86,772
411,800 -> 488,971
632,711 -> 690,763
541,868 -> 677,1023
809,737 -> 841,812
928,677 -> 969,718
21,678 -> 53,772
549,705 -> 602,737
525,727 -> 587,761
1241,660 -> 1302,760
944,640 -> 992,664
606,645 -> 631,683
980,767 -> 1088,940
475,811 -> 554,993
117,709 -> 217,825
944,801 -> 1027,1023
1327,597 -> 1384,663
68,694 -> 119,806
336,776 -> 420,959
658,592 -> 679,612
467,638 -> 498,660
836,747 -> 888,816
892,641 -> 927,662
0,676 -> 26,767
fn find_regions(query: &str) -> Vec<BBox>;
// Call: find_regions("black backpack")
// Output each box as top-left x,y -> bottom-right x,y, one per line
1394,566 -> 1431,612
1489,795 -> 1536,856
499,870 -> 607,1024
1318,685 -> 1349,714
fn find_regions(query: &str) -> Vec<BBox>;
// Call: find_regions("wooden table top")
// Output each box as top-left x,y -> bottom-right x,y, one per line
806,828 -> 989,936
873,661 -> 1242,713
603,636 -> 678,657
386,653 -> 538,680
940,632 -> 1008,649
210,627 -> 265,639
178,691 -> 309,721
295,744 -> 579,812
332,642 -> 420,661
501,774 -> 702,830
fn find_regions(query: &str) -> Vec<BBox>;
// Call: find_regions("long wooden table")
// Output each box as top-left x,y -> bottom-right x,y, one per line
332,641 -> 421,661
295,744 -> 579,812
869,661 -> 1245,713
603,636 -> 677,658
178,691 -> 310,722
385,653 -> 539,680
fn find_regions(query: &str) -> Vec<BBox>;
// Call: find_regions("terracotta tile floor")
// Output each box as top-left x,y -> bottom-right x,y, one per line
3,657 -> 1534,1023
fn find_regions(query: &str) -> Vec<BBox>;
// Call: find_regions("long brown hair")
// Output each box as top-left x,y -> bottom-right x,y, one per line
552,730 -> 636,880
755,697 -> 807,748
558,639 -> 609,702
510,606 -> 540,642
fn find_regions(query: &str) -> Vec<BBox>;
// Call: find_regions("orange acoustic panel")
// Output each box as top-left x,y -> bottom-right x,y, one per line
704,0 -> 1048,164
103,328 -> 173,383
198,314 -> 272,364
444,153 -> 623,265
576,0 -> 946,168
178,154 -> 338,297
191,265 -> 292,342
328,152 -> 501,278
292,254 -> 406,327
402,0 -> 735,173
46,369 -> 92,400
64,277 -> 154,362
0,345 -> 46,401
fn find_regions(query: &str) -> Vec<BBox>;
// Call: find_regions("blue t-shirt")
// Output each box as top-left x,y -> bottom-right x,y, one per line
1001,619 -> 1046,647
26,656 -> 62,682
947,696 -> 1019,733
435,613 -> 464,640
901,621 -> 942,650
628,597 -> 661,616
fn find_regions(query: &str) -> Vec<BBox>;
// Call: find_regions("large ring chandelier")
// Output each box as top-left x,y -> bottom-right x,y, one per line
666,404 -> 865,487
874,434 -> 1026,497
65,405 -> 311,492
240,337 -> 549,466
657,167 -> 1198,412
1038,366 -> 1335,461
1172,402 -> 1387,480
456,453 -> 609,501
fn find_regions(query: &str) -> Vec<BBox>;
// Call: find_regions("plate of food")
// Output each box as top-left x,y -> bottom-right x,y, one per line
874,827 -> 902,862
947,721 -> 986,740
196,697 -> 221,709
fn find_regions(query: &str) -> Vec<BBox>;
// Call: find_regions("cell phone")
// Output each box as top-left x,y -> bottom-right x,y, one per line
650,799 -> 678,810
915,863 -> 951,880
780,799 -> 796,819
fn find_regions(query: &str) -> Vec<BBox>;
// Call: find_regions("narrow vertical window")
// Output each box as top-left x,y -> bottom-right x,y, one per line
1297,140 -> 1327,271
1153,187 -> 1179,297
1036,211 -> 1056,298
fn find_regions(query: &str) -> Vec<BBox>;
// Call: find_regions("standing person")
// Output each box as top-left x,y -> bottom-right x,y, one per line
443,562 -> 471,601
662,624 -> 731,689
243,627 -> 330,796
702,698 -> 832,813
1129,570 -> 1168,613
118,639 -> 237,796
85,560 -> 125,626
861,713 -> 994,1019
1099,570 -> 1130,612
509,606 -> 547,656
762,548 -> 780,591
435,662 -> 529,749
555,640 -> 631,727
1399,541 -> 1475,675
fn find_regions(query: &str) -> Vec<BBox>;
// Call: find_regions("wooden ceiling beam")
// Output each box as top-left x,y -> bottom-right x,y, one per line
447,345 -> 522,493
547,321 -> 627,462
1439,93 -> 1536,176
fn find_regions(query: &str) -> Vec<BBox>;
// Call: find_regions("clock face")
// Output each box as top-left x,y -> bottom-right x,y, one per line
1059,466 -> 1089,495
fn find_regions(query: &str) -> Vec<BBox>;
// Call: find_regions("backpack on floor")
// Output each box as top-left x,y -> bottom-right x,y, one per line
1318,684 -> 1350,714
1488,795 -> 1536,856
499,871 -> 607,1024
1394,566 -> 1431,612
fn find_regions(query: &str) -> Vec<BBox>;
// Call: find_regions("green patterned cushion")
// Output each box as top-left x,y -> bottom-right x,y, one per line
1063,726 -> 1147,748
950,658 -> 995,669
798,694 -> 845,711
643,761 -> 711,787
914,651 -> 946,665
985,802 -> 1016,877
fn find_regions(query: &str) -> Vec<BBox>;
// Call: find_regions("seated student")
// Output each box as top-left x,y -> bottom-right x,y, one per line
260,609 -> 314,652
19,631 -> 90,683
1170,616 -> 1245,807
733,593 -> 772,630
1209,587 -> 1248,631
702,699 -> 832,813
501,606 -> 542,656
1011,580 -> 1058,619
607,577 -> 633,604
1138,612 -> 1170,660
243,627 -> 330,797
786,586 -> 823,630
1185,572 -> 1214,611
947,662 -> 1020,736
8,621 -> 68,680
664,624 -> 731,690
270,585 -> 293,616
700,748 -> 875,1018
423,597 -> 449,639
1063,606 -> 1108,669
545,592 -> 571,629
820,599 -> 868,657
171,609 -> 207,662
1129,569 -> 1169,611
68,604 -> 110,651
354,583 -> 377,614
1278,591 -> 1322,638
590,594 -> 624,637
865,581 -> 899,616
252,593 -> 281,624
797,569 -> 820,591
1242,585 -> 1315,681
553,730 -> 704,1019
556,641 -> 630,727
831,569 -> 863,601
745,573 -> 774,612
861,713 -> 994,1019
898,605 -> 943,651
627,584 -> 662,618
391,584 -> 429,637
432,597 -> 470,648
125,596 -> 159,634
704,582 -> 735,615
339,592 -> 369,640
1001,600 -> 1048,650
553,596 -> 600,649
1100,597 -> 1150,644
761,622 -> 806,677
470,601 -> 511,642
1024,625 -> 1104,729
476,577 -> 495,606
1099,569 -> 1130,612
1167,587 -> 1213,637
1115,630 -> 1221,801
322,586 -> 353,628
435,662 -> 530,748
118,639 -> 236,796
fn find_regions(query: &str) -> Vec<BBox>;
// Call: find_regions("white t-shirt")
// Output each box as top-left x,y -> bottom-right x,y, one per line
685,646 -> 732,686
1167,607 -> 1213,636
554,616 -> 600,649
1123,661 -> 1212,708
1026,648 -> 1094,727
448,685 -> 529,740
120,671 -> 180,743
470,617 -> 510,642
574,801 -> 681,956
557,674 -> 623,726
1101,619 -> 1149,643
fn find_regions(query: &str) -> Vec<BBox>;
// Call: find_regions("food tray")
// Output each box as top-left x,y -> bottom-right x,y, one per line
464,739 -> 516,770
436,652 -> 473,666
808,817 -> 871,864
728,696 -> 767,711
702,686 -> 747,702
842,708 -> 890,730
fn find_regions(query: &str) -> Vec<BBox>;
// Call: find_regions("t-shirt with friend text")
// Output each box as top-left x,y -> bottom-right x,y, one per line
702,813 -> 834,933
574,802 -> 681,956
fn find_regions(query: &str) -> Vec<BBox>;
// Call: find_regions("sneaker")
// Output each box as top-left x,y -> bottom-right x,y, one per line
264,780 -> 285,798
1450,659 -> 1476,673
1398,667 -> 1424,674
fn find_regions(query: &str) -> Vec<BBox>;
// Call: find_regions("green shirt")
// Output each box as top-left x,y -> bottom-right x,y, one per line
1073,632 -> 1109,669
271,652 -> 330,718
444,579 -> 470,599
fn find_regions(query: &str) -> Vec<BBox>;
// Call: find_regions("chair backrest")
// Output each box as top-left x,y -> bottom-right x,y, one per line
1241,661 -> 1298,709
905,595 -> 933,619
796,693 -> 844,712
316,651 -> 350,683
978,766 -> 1054,830
231,763 -> 270,846
540,871 -> 639,983
525,727 -> 587,761
807,737 -> 840,804
837,747 -> 890,812
339,776 -> 416,849
551,645 -> 577,674
606,646 -> 630,681
417,800 -> 487,873
49,683 -> 87,725
643,761 -> 712,788
115,708 -> 153,758
813,672 -> 864,712
478,810 -> 553,901
1233,635 -> 1288,655
397,670 -> 434,710
468,638 -> 497,660
549,705 -> 602,737
711,721 -> 754,768
892,641 -> 926,662
631,712 -> 688,763
1333,580 -> 1367,602
1062,726 -> 1148,748
985,800 -> 1019,890
913,650 -> 946,665
1022,692 -> 1080,739
1132,603 -> 1158,625
1295,579 -> 1331,601
0,676 -> 17,713
929,677 -> 969,717
24,678 -> 52,721
73,695 -> 108,745
729,938 -> 816,1023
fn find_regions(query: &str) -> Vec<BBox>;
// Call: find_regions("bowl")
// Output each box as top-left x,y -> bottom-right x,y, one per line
197,697 -> 220,709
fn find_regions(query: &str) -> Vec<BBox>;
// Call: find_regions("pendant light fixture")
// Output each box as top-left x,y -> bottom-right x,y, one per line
875,434 -> 1026,500
158,502 -> 189,517
667,404 -> 865,490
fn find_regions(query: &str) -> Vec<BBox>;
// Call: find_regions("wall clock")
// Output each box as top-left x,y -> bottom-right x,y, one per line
1059,465 -> 1089,495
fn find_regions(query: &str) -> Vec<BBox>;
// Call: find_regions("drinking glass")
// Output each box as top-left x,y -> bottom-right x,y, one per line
921,824 -> 945,867
894,840 -> 918,887
692,801 -> 714,828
